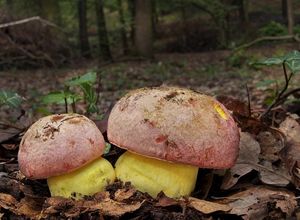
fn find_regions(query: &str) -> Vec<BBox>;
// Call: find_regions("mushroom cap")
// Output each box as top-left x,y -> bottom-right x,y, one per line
18,114 -> 105,179
107,87 -> 240,169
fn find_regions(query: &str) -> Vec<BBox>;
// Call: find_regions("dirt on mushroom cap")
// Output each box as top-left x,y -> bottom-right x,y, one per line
108,87 -> 240,168
18,113 -> 105,179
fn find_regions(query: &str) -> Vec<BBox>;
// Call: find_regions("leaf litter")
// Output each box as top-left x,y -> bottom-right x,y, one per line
1,94 -> 300,219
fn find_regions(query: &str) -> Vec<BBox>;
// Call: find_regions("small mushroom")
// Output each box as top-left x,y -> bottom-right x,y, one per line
108,87 -> 240,198
18,113 -> 115,199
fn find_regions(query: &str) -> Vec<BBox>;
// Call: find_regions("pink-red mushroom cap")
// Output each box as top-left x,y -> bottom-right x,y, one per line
108,87 -> 240,169
18,114 -> 105,179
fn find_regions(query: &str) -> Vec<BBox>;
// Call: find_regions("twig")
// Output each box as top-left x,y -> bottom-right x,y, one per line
260,62 -> 293,119
0,16 -> 65,32
0,121 -> 24,130
71,97 -> 76,113
246,84 -> 251,116
0,32 -> 56,66
95,72 -> 102,108
237,160 -> 291,182
234,35 -> 300,51
277,87 -> 300,103
64,98 -> 68,113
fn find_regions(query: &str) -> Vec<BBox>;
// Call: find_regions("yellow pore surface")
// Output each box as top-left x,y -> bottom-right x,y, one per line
48,157 -> 115,199
115,151 -> 199,198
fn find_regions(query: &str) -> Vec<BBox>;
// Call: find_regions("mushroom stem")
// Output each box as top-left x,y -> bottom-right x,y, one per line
48,157 -> 115,199
115,151 -> 198,198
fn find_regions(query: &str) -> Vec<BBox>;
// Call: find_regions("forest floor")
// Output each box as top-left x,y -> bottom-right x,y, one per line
1,43 -> 300,219
1,42 -> 300,121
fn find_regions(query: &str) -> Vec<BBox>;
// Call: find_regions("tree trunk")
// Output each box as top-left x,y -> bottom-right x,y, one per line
287,0 -> 294,35
5,0 -> 13,11
238,0 -> 249,24
78,0 -> 91,58
180,0 -> 188,50
282,0 -> 287,20
95,0 -> 112,61
128,0 -> 135,46
117,0 -> 128,55
134,0 -> 153,58
152,0 -> 158,39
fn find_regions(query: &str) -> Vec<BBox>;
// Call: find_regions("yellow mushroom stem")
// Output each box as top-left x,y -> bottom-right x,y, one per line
115,151 -> 199,198
47,157 -> 115,199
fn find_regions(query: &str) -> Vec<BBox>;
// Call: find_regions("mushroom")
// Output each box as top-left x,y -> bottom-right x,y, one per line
107,87 -> 240,198
18,113 -> 115,199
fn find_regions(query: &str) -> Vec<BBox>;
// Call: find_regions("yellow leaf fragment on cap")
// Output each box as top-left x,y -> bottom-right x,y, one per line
48,157 -> 115,199
214,103 -> 228,120
115,151 -> 198,198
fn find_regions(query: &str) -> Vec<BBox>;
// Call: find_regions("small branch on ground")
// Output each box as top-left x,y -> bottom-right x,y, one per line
260,63 -> 293,119
64,98 -> 68,113
234,35 -> 300,51
278,87 -> 300,103
0,16 -> 65,32
246,84 -> 251,116
0,121 -> 24,130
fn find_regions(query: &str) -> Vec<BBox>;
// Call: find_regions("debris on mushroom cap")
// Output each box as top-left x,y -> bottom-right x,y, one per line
108,87 -> 240,169
18,113 -> 105,179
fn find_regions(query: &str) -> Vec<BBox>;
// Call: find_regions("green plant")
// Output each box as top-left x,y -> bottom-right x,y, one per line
0,90 -> 22,108
258,21 -> 288,36
293,25 -> 300,35
256,50 -> 300,118
41,71 -> 100,115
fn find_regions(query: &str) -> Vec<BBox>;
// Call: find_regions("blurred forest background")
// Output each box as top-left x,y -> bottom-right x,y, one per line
0,0 -> 299,67
1,0 -> 300,118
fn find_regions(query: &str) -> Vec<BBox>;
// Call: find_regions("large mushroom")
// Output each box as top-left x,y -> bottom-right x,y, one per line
108,87 -> 240,198
18,113 -> 115,198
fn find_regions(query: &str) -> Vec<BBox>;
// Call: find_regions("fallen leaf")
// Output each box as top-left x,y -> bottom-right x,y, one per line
279,116 -> 300,188
258,160 -> 290,186
43,193 -> 144,218
88,198 -> 144,217
218,186 -> 296,220
223,132 -> 291,189
222,132 -> 260,189
0,127 -> 21,144
216,95 -> 249,117
279,115 -> 300,143
188,197 -> 231,214
155,195 -> 179,207
1,144 -> 18,150
0,193 -> 42,219
0,193 -> 17,210
257,130 -> 285,162
114,188 -> 136,202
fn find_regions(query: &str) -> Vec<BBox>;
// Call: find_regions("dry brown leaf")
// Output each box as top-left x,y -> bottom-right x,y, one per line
88,198 -> 143,217
257,131 -> 285,162
222,132 -> 260,189
114,187 -> 136,202
279,115 -> 300,143
218,186 -> 296,220
155,195 -> 179,207
279,116 -> 300,188
0,193 -> 42,219
1,144 -> 18,151
188,197 -> 231,214
16,197 -> 43,219
0,127 -> 21,144
223,132 -> 291,189
258,160 -> 290,186
216,95 -> 249,117
43,193 -> 143,218
0,193 -> 17,210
